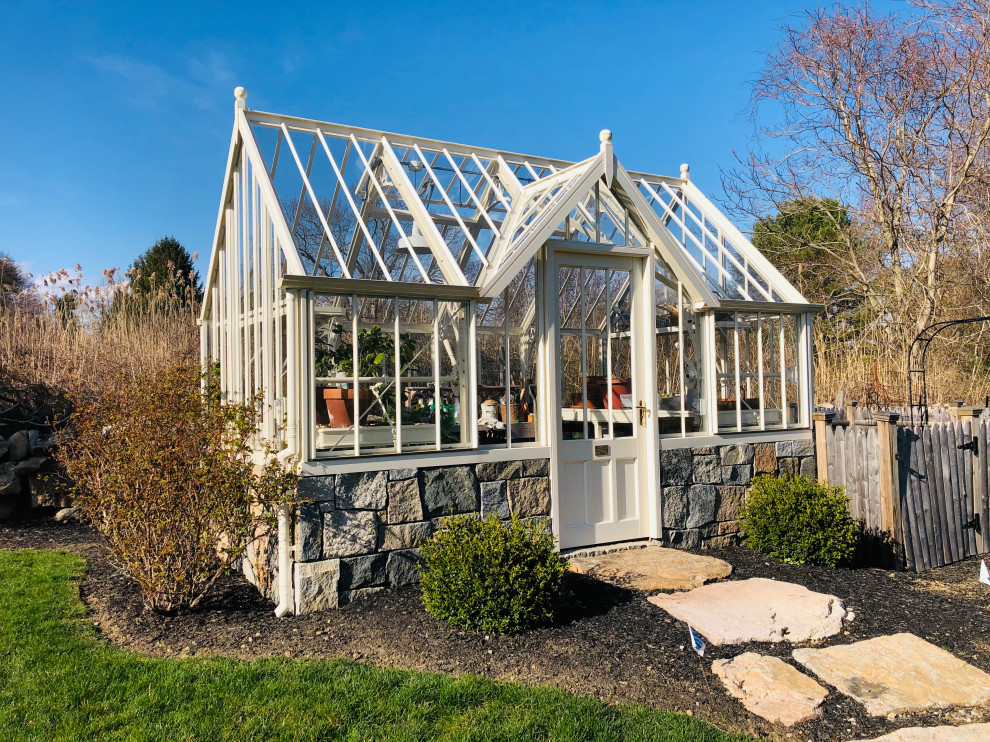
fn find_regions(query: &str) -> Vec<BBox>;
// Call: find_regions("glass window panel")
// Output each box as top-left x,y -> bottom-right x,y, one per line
784,314 -> 800,426
314,295 -> 356,456
560,332 -> 585,439
355,296 -> 398,454
608,269 -> 634,439
714,311 -> 737,433
559,267 -> 582,329
680,299 -> 705,435
476,300 -> 507,447
397,298 -> 437,452
438,301 -> 471,450
761,314 -> 784,430
511,261 -> 539,446
737,313 -> 761,431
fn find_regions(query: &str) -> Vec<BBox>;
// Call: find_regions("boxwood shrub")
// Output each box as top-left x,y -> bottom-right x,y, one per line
419,514 -> 568,633
741,474 -> 857,567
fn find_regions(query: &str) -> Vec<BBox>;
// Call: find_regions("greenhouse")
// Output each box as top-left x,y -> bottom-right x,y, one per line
201,88 -> 819,613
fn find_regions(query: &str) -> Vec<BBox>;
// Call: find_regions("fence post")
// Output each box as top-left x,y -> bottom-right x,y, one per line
844,399 -> 858,422
957,406 -> 983,555
813,410 -> 835,483
874,411 -> 903,566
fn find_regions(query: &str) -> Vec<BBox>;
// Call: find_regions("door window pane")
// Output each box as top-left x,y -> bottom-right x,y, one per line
607,269 -> 634,438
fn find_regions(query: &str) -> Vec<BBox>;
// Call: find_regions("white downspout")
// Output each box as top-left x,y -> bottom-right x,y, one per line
274,289 -> 300,617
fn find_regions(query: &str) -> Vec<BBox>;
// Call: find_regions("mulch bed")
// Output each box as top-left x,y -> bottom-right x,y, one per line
2,516 -> 989,742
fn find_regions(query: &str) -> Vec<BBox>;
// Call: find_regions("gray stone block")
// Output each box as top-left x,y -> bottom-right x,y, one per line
430,515 -> 458,534
388,468 -> 417,481
339,587 -> 386,606
12,456 -> 47,476
521,458 -> 550,477
387,548 -> 423,586
660,448 -> 693,485
421,466 -> 477,517
719,444 -> 754,466
295,503 -> 323,562
521,515 -> 553,536
754,442 -> 777,474
475,460 -> 524,481
336,470 -> 388,510
480,479 -> 510,519
382,521 -> 433,551
298,475 -> 335,503
507,476 -> 551,516
323,510 -> 378,557
722,464 -> 752,486
7,430 -> 31,462
686,484 -> 717,528
704,534 -> 742,549
665,528 -> 701,550
293,559 -> 340,613
792,439 -> 816,458
715,486 -> 745,522
799,456 -> 817,479
778,457 -> 799,477
662,486 -> 689,529
693,455 -> 722,484
775,441 -> 794,458
340,553 -> 386,590
0,466 -> 21,496
691,445 -> 717,455
387,477 -> 423,523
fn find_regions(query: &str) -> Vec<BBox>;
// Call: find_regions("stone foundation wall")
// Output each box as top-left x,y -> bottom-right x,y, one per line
659,440 -> 816,550
288,458 -> 552,613
0,428 -> 71,520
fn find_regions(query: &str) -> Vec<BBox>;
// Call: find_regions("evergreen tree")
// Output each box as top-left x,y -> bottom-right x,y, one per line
130,236 -> 202,305
751,197 -> 851,307
0,250 -> 29,310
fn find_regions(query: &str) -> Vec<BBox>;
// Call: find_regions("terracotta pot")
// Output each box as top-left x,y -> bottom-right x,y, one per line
321,387 -> 372,428
607,379 -> 632,409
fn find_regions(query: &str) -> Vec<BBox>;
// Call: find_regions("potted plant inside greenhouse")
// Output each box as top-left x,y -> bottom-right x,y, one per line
315,324 -> 421,429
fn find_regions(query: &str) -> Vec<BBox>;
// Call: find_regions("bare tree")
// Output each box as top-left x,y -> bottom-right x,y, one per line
727,1 -> 990,402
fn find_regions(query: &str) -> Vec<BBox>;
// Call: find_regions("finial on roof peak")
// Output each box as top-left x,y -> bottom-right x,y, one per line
680,163 -> 690,181
234,86 -> 247,110
599,129 -> 612,144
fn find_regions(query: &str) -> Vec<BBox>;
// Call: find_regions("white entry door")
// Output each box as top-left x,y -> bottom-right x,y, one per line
550,249 -> 653,549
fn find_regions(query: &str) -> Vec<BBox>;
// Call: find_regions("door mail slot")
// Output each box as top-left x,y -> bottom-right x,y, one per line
594,445 -> 611,457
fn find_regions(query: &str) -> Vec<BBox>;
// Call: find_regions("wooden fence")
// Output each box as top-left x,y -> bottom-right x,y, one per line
815,408 -> 988,571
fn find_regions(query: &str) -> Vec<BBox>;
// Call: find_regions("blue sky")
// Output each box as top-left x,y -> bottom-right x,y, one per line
1,1 -> 837,284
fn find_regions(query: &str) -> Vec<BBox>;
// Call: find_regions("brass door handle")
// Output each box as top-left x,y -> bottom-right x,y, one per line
636,400 -> 649,426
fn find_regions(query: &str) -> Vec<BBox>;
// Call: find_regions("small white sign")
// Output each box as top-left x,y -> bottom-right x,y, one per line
688,625 -> 706,657
980,560 -> 990,587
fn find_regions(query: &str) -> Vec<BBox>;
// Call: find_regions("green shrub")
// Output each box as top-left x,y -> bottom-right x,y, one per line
741,474 -> 857,567
419,514 -> 568,633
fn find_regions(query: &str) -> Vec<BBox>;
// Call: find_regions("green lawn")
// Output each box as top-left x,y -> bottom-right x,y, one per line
0,550 -> 760,741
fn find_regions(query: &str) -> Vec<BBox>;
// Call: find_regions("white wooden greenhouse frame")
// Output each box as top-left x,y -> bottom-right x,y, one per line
201,89 -> 819,614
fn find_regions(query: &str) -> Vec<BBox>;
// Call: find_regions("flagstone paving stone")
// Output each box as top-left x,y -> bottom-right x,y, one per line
712,652 -> 828,726
793,633 -> 990,717
568,545 -> 732,591
647,577 -> 846,644
850,723 -> 990,741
